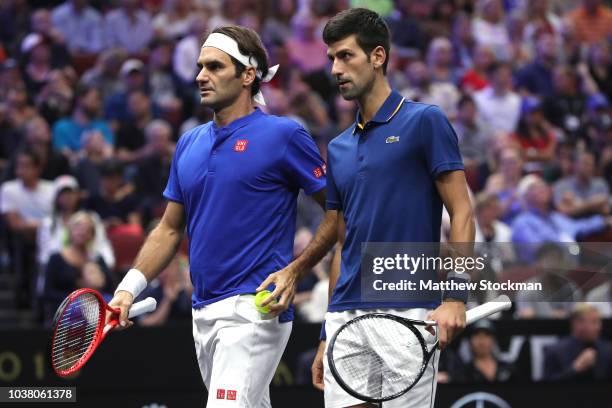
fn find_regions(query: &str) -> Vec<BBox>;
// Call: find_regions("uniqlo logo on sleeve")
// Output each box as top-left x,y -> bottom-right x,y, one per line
216,389 -> 226,399
313,166 -> 324,178
227,390 -> 237,401
234,140 -> 248,152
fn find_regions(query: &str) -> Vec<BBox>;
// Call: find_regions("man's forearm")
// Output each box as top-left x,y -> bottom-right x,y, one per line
292,211 -> 338,279
131,224 -> 184,282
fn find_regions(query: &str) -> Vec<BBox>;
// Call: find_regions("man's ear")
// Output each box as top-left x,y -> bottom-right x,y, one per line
243,66 -> 257,88
370,45 -> 387,71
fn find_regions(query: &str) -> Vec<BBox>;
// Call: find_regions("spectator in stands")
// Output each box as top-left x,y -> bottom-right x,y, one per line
104,58 -> 147,125
3,116 -> 70,182
474,62 -> 521,135
131,120 -> 175,224
152,0 -> 196,40
115,90 -> 154,163
52,84 -> 114,160
51,0 -> 104,55
453,95 -> 491,189
173,11 -> 208,85
586,41 -> 612,100
5,82 -> 36,130
451,12 -> 476,68
73,129 -> 113,197
472,0 -> 511,61
522,0 -> 564,47
20,34 -> 56,96
564,0 -> 612,46
29,8 -> 71,68
0,149 -> 54,307
37,175 -> 114,268
515,33 -> 558,97
286,12 -> 328,76
475,192 -> 512,243
583,93 -> 612,152
543,65 -> 588,142
261,0 -> 296,47
43,211 -> 112,323
506,12 -> 531,67
0,149 -> 54,244
85,159 -> 142,234
81,48 -> 127,103
554,150 -> 610,218
485,146 -> 524,224
427,37 -> 462,84
459,44 -> 495,94
516,242 -> 582,318
401,60 -> 460,120
104,0 -> 154,55
512,97 -> 557,167
461,319 -> 515,382
543,303 -> 612,380
30,8 -> 70,67
148,38 -> 181,122
35,68 -> 75,125
384,0 -> 425,54
512,175 -> 610,259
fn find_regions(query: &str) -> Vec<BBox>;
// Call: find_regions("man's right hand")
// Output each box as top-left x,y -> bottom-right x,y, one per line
311,341 -> 326,391
573,348 -> 597,373
107,290 -> 135,330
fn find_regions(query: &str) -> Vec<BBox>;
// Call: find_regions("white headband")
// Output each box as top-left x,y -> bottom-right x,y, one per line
202,32 -> 278,106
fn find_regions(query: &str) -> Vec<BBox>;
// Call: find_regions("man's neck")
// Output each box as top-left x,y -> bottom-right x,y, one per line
213,94 -> 255,128
21,178 -> 38,190
73,109 -> 92,125
357,76 -> 392,124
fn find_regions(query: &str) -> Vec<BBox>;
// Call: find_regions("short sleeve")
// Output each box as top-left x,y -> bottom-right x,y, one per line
163,140 -> 184,203
283,126 -> 326,195
325,155 -> 341,210
419,106 -> 464,178
0,183 -> 16,214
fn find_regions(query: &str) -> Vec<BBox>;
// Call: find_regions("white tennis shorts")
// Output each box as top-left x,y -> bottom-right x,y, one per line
324,308 -> 439,408
192,294 -> 292,407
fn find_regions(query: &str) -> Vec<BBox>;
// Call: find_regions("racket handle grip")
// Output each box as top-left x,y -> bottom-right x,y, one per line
128,297 -> 158,318
465,295 -> 512,325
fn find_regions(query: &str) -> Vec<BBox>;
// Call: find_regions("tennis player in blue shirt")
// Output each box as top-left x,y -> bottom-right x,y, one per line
108,25 -> 326,407
258,8 -> 475,408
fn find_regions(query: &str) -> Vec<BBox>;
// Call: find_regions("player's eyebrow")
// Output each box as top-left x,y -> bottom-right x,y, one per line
327,48 -> 352,61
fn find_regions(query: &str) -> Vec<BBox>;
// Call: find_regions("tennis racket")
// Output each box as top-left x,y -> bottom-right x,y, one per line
51,288 -> 157,377
327,295 -> 512,404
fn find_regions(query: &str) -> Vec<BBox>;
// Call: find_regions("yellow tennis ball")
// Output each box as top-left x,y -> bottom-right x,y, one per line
254,290 -> 276,314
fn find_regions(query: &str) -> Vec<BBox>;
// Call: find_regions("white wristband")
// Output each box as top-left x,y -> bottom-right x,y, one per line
115,269 -> 148,298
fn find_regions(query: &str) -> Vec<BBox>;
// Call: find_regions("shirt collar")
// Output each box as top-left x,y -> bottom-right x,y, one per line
352,90 -> 405,135
212,107 -> 263,134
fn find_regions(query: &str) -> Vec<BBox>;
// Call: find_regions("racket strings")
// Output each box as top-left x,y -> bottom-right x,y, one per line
332,316 -> 426,400
52,293 -> 102,373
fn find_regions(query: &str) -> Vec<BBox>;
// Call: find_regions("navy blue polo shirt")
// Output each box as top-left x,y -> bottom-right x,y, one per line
163,108 -> 326,321
326,90 -> 465,312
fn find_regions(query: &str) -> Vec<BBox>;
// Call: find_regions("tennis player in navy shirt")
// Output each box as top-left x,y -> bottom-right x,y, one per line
255,8 -> 476,408
108,25 -> 326,407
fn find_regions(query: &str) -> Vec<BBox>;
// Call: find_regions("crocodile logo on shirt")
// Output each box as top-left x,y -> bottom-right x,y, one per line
385,135 -> 400,144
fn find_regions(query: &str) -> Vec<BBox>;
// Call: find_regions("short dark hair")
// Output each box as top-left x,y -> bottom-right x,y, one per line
211,25 -> 269,97
322,8 -> 391,74
17,147 -> 41,168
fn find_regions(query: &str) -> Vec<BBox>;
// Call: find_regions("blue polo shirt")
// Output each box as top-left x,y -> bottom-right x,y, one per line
163,108 -> 326,321
326,90 -> 465,312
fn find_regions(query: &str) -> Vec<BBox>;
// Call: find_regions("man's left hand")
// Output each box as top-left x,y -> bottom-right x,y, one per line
426,300 -> 466,350
256,264 -> 302,316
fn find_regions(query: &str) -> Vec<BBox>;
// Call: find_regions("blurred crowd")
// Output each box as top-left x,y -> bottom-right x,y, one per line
1,0 -> 612,383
